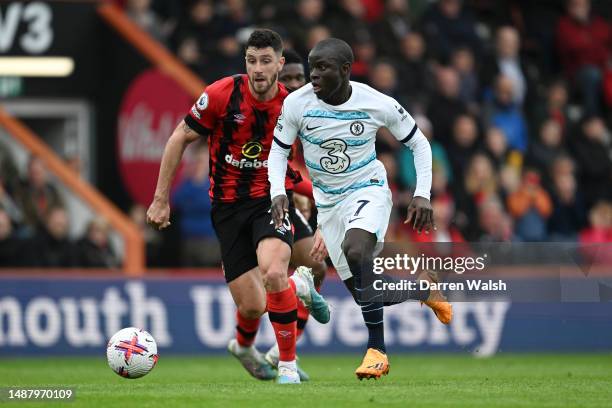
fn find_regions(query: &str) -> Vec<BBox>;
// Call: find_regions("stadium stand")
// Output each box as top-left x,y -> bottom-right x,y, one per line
0,0 -> 611,269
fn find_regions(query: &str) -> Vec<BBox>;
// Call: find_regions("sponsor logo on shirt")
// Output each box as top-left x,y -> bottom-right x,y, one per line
241,141 -> 263,159
225,153 -> 268,168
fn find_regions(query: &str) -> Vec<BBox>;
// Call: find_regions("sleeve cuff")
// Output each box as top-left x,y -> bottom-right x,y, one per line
273,136 -> 292,150
184,115 -> 211,137
413,190 -> 431,200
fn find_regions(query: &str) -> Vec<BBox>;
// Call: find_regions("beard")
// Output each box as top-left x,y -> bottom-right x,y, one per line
249,74 -> 276,96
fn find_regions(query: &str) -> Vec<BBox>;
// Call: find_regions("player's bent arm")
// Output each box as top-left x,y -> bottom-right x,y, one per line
152,120 -> 201,203
405,131 -> 432,200
268,138 -> 292,199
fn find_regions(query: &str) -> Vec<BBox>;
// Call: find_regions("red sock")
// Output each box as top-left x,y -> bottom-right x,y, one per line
297,301 -> 309,339
267,286 -> 297,362
235,311 -> 260,347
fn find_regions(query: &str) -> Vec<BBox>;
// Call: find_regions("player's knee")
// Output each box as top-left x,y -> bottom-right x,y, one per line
262,266 -> 286,287
343,243 -> 367,267
237,303 -> 265,320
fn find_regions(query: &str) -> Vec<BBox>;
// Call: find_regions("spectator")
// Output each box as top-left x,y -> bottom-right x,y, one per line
421,0 -> 482,63
216,0 -> 252,38
484,126 -> 509,170
456,153 -> 498,240
556,0 -> 612,115
570,115 -> 612,207
76,218 -> 120,268
176,36 -> 206,78
24,206 -> 77,267
451,46 -> 479,108
478,197 -> 518,242
369,59 -> 403,103
580,201 -> 612,242
350,34 -> 377,83
447,114 -> 480,179
172,0 -> 218,80
289,0 -> 326,56
397,31 -> 435,108
16,156 -> 63,234
125,0 -> 167,43
579,201 -> 612,264
0,177 -> 23,231
373,0 -> 414,58
305,25 -> 331,55
0,209 -> 21,266
427,67 -> 468,145
328,0 -> 370,47
532,79 -> 570,134
174,0 -> 216,45
548,163 -> 586,241
0,140 -> 19,196
483,75 -> 529,152
527,119 -> 566,181
481,26 -> 529,107
507,169 -> 553,241
171,145 -> 221,267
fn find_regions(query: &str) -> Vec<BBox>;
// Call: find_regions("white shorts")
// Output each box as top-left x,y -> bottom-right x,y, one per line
317,185 -> 392,280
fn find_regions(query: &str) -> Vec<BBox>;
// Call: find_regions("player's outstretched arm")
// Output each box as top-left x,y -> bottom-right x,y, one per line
147,120 -> 201,230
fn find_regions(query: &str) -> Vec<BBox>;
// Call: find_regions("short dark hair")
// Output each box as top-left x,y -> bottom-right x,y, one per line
246,29 -> 283,54
314,38 -> 354,65
283,49 -> 302,65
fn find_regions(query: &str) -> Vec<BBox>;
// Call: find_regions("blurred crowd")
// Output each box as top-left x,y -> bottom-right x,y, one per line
127,0 -> 612,247
0,151 -> 121,268
2,0 -> 612,268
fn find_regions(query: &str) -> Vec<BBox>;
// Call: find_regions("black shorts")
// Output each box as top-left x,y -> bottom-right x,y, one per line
289,205 -> 313,243
211,196 -> 294,283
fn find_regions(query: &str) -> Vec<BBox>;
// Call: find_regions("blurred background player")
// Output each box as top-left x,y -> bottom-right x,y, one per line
269,38 -> 451,380
279,49 -> 307,93
146,29 -> 329,384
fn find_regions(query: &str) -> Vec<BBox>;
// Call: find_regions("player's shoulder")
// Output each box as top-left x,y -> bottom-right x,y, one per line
194,75 -> 243,112
350,81 -> 395,104
205,75 -> 241,96
284,83 -> 316,108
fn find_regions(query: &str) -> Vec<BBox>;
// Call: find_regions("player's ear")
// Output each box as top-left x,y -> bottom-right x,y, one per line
341,62 -> 351,77
278,55 -> 285,70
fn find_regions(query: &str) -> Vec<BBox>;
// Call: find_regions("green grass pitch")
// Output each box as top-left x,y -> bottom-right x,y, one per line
1,354 -> 611,407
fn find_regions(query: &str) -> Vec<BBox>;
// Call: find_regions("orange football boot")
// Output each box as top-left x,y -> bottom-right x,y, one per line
418,271 -> 453,325
355,348 -> 390,380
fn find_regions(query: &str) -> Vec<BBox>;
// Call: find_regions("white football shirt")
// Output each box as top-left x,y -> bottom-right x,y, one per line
273,81 -> 426,207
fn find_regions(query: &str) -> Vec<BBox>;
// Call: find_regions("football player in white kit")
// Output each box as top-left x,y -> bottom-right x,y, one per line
268,38 -> 452,380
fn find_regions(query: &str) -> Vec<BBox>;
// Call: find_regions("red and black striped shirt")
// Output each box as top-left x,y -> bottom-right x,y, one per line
185,74 -> 300,203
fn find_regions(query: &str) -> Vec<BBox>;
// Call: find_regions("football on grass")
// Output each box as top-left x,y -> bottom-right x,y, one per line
107,327 -> 158,378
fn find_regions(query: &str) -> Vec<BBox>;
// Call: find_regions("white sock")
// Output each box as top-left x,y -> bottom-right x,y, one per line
278,360 -> 297,372
290,274 -> 309,300
234,341 -> 252,355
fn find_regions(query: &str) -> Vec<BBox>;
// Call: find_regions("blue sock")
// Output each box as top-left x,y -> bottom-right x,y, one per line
347,256 -> 386,353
